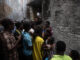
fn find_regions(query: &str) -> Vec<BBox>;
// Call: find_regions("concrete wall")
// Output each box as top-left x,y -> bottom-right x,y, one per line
0,0 -> 28,21
0,0 -> 5,19
46,0 -> 80,54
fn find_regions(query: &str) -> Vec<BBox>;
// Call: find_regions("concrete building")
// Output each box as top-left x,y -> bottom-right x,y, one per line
42,0 -> 80,53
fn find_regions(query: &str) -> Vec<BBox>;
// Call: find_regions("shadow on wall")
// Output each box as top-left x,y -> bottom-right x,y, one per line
0,3 -> 12,20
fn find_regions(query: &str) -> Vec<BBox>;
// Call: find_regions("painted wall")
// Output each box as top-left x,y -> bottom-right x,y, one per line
0,0 -> 28,21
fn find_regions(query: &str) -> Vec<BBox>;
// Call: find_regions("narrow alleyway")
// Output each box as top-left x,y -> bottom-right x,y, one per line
0,0 -> 80,60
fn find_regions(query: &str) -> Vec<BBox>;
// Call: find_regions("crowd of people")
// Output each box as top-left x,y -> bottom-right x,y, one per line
0,18 -> 80,60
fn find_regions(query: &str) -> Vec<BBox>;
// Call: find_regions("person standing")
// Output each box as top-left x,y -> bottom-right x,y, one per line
22,22 -> 33,60
69,50 -> 80,60
33,26 -> 44,60
0,19 -> 21,60
50,41 -> 72,60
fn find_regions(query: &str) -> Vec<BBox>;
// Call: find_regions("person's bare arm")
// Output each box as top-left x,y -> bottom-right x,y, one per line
9,35 -> 21,51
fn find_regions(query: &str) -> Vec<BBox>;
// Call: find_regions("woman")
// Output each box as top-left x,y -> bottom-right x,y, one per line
33,26 -> 44,60
0,19 -> 21,60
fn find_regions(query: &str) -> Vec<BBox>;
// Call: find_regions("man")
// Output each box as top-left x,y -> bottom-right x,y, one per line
50,41 -> 72,60
22,22 -> 33,60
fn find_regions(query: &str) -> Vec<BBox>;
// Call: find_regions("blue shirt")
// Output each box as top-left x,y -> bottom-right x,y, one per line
22,32 -> 32,56
0,26 -> 4,32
